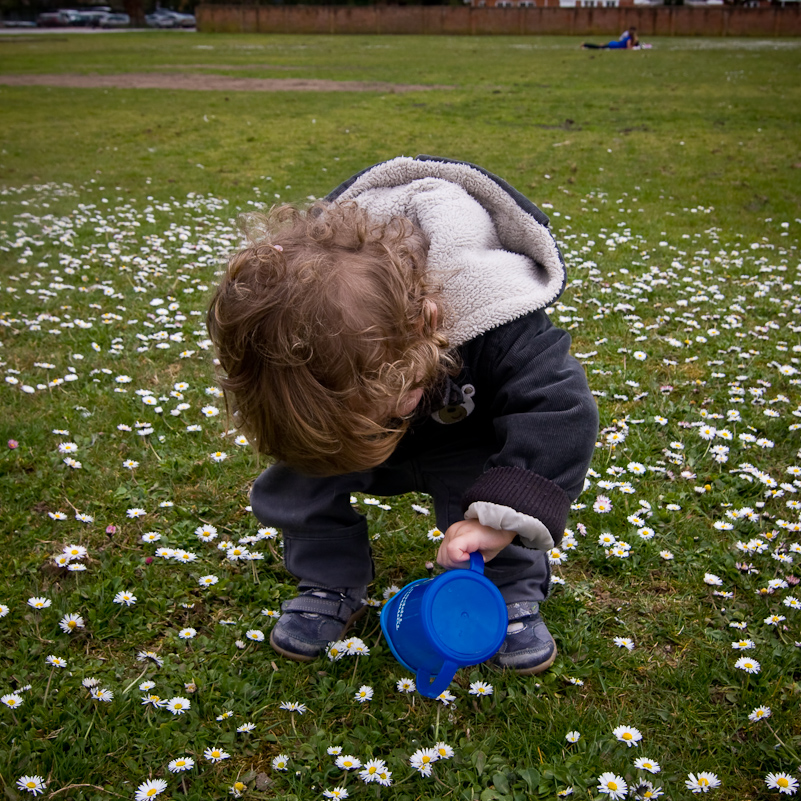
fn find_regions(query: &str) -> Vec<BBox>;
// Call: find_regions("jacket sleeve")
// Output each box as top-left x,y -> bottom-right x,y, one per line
461,310 -> 598,549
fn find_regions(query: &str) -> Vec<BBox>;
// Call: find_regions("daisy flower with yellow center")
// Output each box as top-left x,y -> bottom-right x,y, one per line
141,694 -> 165,708
613,725 -> 643,747
279,700 -> 307,714
435,742 -> 454,759
354,685 -> 373,703
167,756 -> 194,773
597,772 -> 627,800
204,747 -> 230,763
271,754 -> 289,771
685,772 -> 720,793
734,656 -> 761,674
2,693 -> 23,709
748,706 -> 771,722
58,613 -> 84,633
166,696 -> 191,715
359,759 -> 387,783
134,779 -> 167,801
765,772 -> 799,795
16,776 -> 46,796
335,755 -> 361,770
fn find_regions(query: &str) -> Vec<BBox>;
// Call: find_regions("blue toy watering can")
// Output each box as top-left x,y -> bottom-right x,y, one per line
379,552 -> 507,699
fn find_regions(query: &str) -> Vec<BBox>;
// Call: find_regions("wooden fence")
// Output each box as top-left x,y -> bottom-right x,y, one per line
196,4 -> 801,36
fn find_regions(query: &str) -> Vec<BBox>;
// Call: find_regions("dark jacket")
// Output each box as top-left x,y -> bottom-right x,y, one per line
329,155 -> 598,549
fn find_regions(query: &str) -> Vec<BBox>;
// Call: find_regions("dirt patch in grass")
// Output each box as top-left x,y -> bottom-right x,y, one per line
0,72 -> 454,92
152,63 -> 304,70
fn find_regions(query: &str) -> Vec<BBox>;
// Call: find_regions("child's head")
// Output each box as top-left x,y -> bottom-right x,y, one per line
207,201 -> 451,476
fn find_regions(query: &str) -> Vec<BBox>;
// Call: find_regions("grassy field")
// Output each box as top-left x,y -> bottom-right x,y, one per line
1,31 -> 801,801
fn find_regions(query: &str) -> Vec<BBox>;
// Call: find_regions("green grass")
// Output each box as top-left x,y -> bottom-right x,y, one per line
1,31 -> 800,801
1,32 -> 799,227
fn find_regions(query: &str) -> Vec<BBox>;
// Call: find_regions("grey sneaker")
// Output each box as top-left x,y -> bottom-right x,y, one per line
489,601 -> 557,675
269,585 -> 367,662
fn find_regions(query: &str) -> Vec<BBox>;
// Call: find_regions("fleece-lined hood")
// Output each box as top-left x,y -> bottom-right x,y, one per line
327,155 -> 567,348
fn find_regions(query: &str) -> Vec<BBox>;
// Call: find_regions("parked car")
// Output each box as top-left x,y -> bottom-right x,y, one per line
35,7 -> 133,28
36,10 -> 80,26
145,8 -> 195,27
145,10 -> 175,27
78,7 -> 113,26
99,12 -> 130,26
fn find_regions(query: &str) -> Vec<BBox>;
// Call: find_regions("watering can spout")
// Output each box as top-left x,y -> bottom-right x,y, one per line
417,661 -> 460,699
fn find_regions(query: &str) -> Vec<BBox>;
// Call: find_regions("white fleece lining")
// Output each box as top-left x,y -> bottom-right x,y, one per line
335,157 -> 565,347
464,501 -> 555,551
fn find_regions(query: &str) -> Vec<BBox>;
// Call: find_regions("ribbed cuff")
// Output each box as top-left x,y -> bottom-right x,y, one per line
462,466 -> 570,545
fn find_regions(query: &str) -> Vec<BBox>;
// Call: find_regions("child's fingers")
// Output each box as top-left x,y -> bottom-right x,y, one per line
436,538 -> 471,569
436,520 -> 517,569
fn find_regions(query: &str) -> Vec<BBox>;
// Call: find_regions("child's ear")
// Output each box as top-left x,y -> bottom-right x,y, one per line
422,299 -> 439,334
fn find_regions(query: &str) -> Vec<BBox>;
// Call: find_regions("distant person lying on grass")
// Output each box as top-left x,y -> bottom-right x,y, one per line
207,155 -> 598,677
582,26 -> 642,49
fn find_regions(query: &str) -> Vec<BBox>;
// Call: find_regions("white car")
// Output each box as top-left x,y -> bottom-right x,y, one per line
99,12 -> 130,26
145,9 -> 195,27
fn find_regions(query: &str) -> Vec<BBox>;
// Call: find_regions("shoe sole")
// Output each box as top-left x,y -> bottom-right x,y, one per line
269,604 -> 368,663
511,642 -> 558,676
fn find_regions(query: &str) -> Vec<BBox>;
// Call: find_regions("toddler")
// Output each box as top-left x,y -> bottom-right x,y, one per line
207,155 -> 598,675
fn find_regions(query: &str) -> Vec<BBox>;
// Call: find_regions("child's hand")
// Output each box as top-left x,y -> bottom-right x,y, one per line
437,519 -> 517,569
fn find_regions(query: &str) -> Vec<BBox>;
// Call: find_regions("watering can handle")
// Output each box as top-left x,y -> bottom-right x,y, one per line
417,661 -> 460,699
469,551 -> 485,575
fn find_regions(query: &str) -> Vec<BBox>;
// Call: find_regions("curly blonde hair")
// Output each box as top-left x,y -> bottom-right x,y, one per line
207,201 -> 453,476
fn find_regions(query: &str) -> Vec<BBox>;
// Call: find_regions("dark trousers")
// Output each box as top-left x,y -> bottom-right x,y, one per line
250,442 -> 551,605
